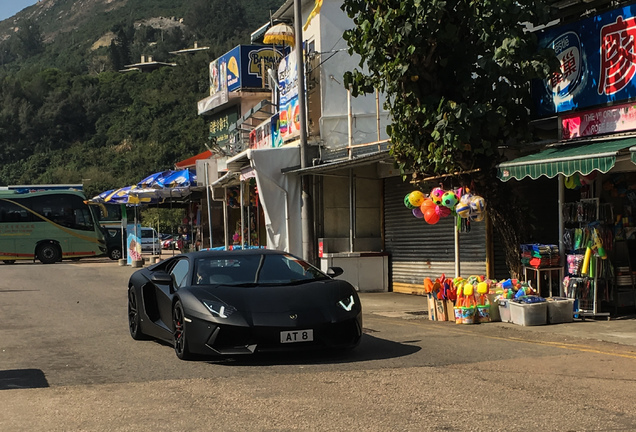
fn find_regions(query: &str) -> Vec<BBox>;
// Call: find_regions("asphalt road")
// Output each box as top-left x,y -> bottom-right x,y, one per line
2,258 -> 636,431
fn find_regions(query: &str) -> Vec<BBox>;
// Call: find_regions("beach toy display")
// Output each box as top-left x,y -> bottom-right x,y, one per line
403,188 -> 487,224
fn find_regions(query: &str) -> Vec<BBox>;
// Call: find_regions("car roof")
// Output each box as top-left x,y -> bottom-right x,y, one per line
184,249 -> 288,259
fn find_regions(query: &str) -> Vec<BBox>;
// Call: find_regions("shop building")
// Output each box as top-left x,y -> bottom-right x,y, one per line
498,1 -> 636,316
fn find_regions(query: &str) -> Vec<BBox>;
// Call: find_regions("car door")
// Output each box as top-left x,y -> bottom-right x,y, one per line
156,258 -> 191,329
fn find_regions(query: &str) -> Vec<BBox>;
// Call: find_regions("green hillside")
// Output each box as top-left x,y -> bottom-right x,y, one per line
0,0 -> 284,197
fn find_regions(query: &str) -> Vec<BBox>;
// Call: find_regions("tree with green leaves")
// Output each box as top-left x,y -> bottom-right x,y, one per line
342,0 -> 559,276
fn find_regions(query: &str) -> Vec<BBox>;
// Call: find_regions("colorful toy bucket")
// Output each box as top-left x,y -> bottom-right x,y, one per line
477,305 -> 491,323
461,306 -> 476,324
454,307 -> 463,324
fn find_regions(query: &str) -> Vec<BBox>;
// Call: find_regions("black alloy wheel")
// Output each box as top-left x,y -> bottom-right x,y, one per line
128,288 -> 146,340
173,300 -> 193,360
36,243 -> 61,264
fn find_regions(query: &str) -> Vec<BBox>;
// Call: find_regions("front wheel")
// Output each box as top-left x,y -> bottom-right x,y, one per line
173,300 -> 193,360
36,243 -> 61,264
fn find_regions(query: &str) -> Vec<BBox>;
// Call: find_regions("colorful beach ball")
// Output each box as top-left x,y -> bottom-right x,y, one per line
408,190 -> 426,207
435,205 -> 451,218
423,207 -> 440,224
455,202 -> 471,218
470,196 -> 486,214
470,212 -> 485,222
420,199 -> 436,213
430,187 -> 445,205
441,191 -> 458,208
459,193 -> 474,205
404,193 -> 415,209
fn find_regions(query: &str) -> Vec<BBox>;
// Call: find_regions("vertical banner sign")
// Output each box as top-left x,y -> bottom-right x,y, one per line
271,113 -> 283,147
532,4 -> 636,117
126,224 -> 141,265
278,50 -> 301,141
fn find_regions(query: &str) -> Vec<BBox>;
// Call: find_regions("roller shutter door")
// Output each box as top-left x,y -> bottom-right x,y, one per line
384,177 -> 487,292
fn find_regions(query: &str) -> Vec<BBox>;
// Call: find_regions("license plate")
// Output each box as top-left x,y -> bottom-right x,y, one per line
280,329 -> 314,343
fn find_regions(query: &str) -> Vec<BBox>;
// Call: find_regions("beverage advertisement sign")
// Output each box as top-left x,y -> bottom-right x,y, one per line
210,45 -> 284,95
532,4 -> 636,117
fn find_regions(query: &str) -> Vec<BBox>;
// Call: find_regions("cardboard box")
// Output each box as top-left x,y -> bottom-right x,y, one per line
435,299 -> 448,321
445,300 -> 455,321
427,294 -> 437,321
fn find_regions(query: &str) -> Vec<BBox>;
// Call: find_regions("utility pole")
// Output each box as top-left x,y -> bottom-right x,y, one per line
294,0 -> 315,264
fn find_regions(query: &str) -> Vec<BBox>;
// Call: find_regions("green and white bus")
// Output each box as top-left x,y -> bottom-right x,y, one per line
0,189 -> 106,264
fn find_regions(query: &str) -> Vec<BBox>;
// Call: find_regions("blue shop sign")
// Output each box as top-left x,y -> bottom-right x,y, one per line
533,3 -> 636,117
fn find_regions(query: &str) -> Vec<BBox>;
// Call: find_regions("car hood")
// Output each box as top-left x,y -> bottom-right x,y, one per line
188,280 -> 355,313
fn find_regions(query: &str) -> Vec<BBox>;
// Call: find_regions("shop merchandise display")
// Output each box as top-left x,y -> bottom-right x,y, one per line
421,274 -> 574,326
403,187 -> 486,226
520,243 -> 560,268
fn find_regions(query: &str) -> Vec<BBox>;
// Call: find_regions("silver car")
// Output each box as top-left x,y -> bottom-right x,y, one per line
140,227 -> 162,255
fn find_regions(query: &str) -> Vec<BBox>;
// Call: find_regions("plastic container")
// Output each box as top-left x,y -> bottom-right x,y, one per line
509,300 -> 548,326
488,293 -> 501,322
476,305 -> 491,323
546,297 -> 575,324
497,298 -> 512,323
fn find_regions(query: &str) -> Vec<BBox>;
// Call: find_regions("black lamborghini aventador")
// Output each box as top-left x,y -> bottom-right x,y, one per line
127,249 -> 362,359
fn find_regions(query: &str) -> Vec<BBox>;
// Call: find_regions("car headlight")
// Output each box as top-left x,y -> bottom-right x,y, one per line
337,295 -> 355,312
202,300 -> 236,318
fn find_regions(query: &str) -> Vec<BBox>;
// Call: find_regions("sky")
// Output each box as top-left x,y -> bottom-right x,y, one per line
0,0 -> 39,22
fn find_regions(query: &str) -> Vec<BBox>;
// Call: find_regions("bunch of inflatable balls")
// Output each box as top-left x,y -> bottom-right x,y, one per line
404,188 -> 486,224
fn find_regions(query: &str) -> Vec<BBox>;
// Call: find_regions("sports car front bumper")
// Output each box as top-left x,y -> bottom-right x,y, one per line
184,313 -> 363,356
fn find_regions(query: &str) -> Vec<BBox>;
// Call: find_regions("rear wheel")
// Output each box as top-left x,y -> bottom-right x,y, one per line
173,301 -> 193,360
36,243 -> 61,264
109,247 -> 123,261
128,288 -> 147,340
3,260 -> 16,264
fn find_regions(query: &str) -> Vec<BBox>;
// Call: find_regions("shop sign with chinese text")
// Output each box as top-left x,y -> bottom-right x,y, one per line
533,4 -> 636,117
208,108 -> 239,147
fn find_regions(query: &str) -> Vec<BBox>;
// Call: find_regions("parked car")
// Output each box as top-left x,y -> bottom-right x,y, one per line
126,249 -> 362,359
140,227 -> 161,255
101,227 -> 125,261
161,235 -> 176,249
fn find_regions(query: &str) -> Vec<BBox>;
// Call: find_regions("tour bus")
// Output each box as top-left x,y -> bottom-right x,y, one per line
0,189 -> 106,264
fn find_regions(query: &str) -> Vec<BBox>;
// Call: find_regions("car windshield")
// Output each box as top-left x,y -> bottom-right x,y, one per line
141,230 -> 156,239
193,253 -> 329,286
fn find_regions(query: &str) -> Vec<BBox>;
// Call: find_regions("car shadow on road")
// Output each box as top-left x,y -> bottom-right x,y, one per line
206,333 -> 421,366
0,369 -> 49,390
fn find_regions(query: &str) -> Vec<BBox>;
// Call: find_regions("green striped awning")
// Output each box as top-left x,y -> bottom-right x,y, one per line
497,137 -> 636,181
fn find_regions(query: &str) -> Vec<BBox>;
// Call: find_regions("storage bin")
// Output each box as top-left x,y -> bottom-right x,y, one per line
488,293 -> 501,322
509,300 -> 548,326
497,298 -> 512,323
546,297 -> 575,324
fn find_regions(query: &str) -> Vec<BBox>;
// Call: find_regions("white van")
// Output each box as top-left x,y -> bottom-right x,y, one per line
140,227 -> 161,255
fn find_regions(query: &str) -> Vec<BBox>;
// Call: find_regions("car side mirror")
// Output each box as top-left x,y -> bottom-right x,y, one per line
327,267 -> 344,278
151,271 -> 173,285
